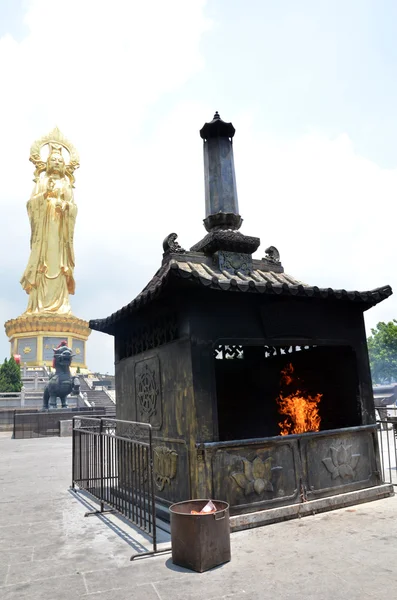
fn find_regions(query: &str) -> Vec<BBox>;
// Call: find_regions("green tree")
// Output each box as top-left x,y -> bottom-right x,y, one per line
367,320 -> 397,384
0,357 -> 22,392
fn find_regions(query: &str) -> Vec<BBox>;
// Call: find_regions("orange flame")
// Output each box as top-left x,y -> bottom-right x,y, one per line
277,363 -> 322,436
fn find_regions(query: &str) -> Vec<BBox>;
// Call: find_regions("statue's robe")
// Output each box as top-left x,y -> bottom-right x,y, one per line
20,174 -> 77,314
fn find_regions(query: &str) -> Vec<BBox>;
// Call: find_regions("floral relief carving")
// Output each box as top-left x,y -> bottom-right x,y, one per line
231,456 -> 282,496
153,446 -> 178,491
322,444 -> 360,480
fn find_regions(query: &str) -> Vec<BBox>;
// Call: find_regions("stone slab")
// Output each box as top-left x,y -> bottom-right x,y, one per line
59,420 -> 73,437
230,483 -> 394,532
79,585 -> 161,600
0,574 -> 87,600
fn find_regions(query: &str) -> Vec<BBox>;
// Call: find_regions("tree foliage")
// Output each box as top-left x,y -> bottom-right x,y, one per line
0,356 -> 22,392
367,320 -> 397,384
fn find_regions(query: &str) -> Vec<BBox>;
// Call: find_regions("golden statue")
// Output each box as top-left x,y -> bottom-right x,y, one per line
4,128 -> 90,369
20,128 -> 80,315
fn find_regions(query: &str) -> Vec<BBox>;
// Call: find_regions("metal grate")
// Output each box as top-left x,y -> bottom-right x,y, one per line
377,406 -> 397,488
72,417 -> 170,560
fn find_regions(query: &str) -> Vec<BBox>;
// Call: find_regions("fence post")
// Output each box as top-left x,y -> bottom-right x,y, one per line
72,417 -> 76,489
149,425 -> 157,554
100,418 -> 104,512
20,388 -> 25,408
34,372 -> 38,391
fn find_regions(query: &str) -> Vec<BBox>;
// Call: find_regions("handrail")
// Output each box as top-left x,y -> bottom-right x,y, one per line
83,377 -> 93,389
102,387 -> 116,404
71,416 -> 170,561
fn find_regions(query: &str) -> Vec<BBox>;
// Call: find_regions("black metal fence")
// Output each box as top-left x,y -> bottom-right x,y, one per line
377,406 -> 397,488
72,417 -> 170,560
13,407 -> 109,439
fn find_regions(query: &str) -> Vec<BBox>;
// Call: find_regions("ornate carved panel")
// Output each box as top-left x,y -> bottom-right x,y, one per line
322,444 -> 360,481
209,439 -> 300,514
218,251 -> 253,276
200,426 -> 380,515
115,420 -> 151,442
17,337 -> 37,361
214,344 -> 315,360
153,446 -> 178,491
214,345 -> 244,360
152,438 -> 189,504
298,428 -> 379,500
71,338 -> 85,364
118,313 -> 178,360
43,337 -> 66,362
263,345 -> 314,358
134,356 -> 162,429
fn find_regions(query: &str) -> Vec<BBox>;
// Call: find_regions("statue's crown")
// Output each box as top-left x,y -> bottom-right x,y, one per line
30,127 -> 80,185
48,143 -> 63,157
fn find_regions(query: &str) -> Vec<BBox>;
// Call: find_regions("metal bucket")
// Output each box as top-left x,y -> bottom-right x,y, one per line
169,499 -> 231,572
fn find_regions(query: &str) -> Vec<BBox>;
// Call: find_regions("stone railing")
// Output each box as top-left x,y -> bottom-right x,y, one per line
103,388 -> 116,404
0,392 -> 24,408
0,388 -> 81,409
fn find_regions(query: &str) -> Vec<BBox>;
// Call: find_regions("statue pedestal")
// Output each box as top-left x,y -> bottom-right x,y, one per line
4,313 -> 91,369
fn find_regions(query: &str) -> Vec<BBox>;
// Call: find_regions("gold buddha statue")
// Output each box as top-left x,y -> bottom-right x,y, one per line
4,128 -> 90,369
20,129 -> 79,315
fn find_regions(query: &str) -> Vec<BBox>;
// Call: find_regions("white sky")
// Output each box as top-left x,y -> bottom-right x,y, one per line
0,0 -> 396,373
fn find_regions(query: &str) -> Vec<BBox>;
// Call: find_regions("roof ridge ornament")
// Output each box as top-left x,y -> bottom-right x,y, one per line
200,112 -> 235,140
264,246 -> 281,264
163,233 -> 186,256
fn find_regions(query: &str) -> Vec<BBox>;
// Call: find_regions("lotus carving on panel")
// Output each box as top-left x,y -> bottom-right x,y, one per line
231,456 -> 280,496
153,446 -> 178,491
322,444 -> 360,480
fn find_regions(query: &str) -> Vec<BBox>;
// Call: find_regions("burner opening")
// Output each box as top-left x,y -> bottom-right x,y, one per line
214,344 -> 360,442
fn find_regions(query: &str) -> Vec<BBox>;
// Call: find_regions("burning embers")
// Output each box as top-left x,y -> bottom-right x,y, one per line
277,363 -> 322,436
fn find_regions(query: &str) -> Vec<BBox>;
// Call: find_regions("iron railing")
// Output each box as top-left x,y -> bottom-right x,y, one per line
377,406 -> 397,488
71,416 -> 170,560
13,407 -> 109,439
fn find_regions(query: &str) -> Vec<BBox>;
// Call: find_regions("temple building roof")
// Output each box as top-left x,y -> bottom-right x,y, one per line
89,252 -> 392,333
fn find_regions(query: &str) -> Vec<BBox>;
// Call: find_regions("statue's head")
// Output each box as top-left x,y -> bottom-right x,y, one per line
53,346 -> 74,368
46,144 -> 66,177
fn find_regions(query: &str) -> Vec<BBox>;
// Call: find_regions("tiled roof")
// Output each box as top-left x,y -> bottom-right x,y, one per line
89,255 -> 392,333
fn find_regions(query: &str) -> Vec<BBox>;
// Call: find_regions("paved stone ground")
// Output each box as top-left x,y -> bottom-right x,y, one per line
1,434 -> 397,599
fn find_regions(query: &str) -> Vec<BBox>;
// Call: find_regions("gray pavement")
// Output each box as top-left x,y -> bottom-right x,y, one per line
0,434 -> 397,600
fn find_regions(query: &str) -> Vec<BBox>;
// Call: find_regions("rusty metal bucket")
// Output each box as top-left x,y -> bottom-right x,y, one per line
169,499 -> 231,573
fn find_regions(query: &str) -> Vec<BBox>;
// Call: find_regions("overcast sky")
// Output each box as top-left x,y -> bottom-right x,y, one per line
1,0 -> 397,374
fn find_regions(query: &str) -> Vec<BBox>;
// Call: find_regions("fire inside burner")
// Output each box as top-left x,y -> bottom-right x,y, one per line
277,363 -> 322,436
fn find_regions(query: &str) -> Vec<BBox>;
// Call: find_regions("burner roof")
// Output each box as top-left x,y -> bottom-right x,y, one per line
89,254 -> 392,333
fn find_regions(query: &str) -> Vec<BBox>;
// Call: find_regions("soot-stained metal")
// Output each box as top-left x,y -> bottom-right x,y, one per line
90,113 -> 393,520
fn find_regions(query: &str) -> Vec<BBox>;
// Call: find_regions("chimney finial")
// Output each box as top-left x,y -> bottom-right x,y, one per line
199,112 -> 241,232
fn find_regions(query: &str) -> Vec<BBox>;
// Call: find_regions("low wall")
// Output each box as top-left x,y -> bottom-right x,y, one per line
0,395 -> 78,411
13,407 -> 107,438
197,425 -> 380,515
